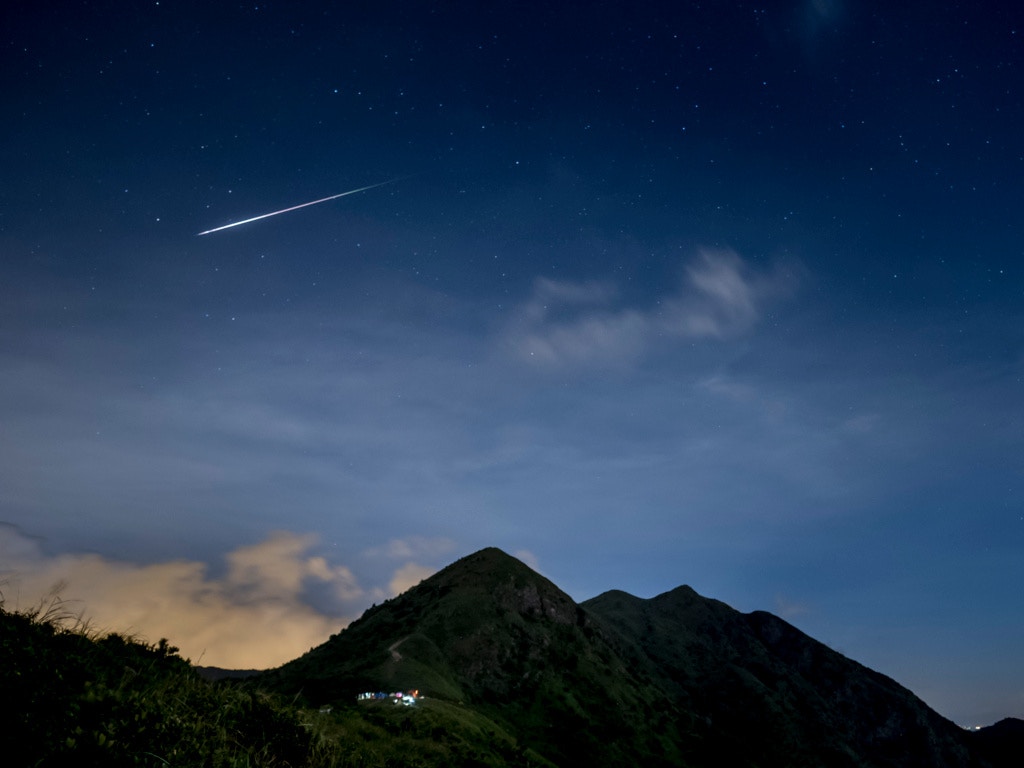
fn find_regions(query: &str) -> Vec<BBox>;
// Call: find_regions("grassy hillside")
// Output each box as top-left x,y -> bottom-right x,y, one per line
0,599 -> 313,767
4,551 -> 1019,767
0,597 -> 544,767
260,548 -> 691,766
261,548 -> 1010,768
583,586 -> 983,767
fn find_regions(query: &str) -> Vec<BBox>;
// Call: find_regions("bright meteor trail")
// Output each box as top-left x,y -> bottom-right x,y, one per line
196,180 -> 396,236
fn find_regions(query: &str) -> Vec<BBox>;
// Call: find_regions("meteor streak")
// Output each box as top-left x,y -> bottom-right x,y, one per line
196,179 -> 396,236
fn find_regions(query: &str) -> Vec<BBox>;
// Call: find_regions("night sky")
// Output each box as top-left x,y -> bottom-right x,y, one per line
2,1 -> 1022,726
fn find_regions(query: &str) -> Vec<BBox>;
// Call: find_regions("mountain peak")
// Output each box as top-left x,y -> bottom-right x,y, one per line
414,546 -> 580,627
258,550 -> 1014,768
427,546 -> 532,583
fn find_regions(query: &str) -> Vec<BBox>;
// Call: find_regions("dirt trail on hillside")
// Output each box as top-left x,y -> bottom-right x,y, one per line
388,637 -> 408,662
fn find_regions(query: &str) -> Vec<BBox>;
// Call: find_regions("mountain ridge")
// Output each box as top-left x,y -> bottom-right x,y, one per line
258,547 -> 1018,767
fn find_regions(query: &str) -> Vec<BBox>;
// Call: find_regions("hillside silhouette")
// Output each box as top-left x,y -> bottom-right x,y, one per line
3,548 -> 1020,767
259,547 -> 1017,767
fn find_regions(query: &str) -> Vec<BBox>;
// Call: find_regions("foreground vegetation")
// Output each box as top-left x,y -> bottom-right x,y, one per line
0,595 -> 547,767
4,550 -> 1018,767
0,597 -> 310,766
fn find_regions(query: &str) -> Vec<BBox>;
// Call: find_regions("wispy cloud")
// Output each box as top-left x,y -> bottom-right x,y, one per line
362,537 -> 457,596
774,594 -> 812,620
513,549 -> 541,572
506,249 -> 799,367
362,536 -> 458,563
388,563 -> 437,595
0,525 -> 439,669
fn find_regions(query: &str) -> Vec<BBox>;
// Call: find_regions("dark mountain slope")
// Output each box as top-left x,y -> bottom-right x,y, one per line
585,586 -> 982,767
260,548 -> 1012,768
261,548 -> 690,766
969,718 -> 1024,767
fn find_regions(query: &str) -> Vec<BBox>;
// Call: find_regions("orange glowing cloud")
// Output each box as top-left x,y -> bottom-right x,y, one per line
0,527 -> 447,669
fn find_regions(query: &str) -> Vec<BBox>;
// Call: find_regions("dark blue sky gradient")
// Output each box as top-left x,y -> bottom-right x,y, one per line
2,1 -> 1022,724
